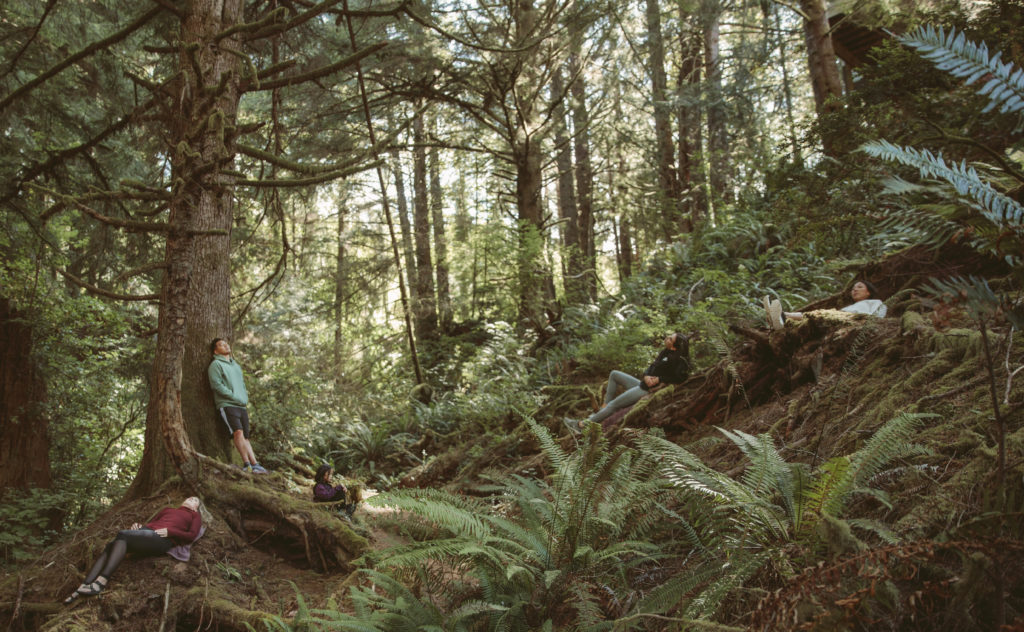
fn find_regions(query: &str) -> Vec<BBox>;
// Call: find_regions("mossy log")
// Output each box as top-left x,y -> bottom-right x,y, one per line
633,313 -> 896,433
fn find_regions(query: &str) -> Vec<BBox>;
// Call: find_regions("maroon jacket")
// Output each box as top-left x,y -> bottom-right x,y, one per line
146,507 -> 202,545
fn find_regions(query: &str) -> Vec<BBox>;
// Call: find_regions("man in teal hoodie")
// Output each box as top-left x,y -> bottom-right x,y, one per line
208,338 -> 268,474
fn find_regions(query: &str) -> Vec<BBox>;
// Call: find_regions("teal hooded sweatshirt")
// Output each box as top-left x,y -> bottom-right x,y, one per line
208,354 -> 249,409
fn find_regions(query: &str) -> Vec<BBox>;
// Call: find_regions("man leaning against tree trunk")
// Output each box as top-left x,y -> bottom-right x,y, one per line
207,338 -> 268,474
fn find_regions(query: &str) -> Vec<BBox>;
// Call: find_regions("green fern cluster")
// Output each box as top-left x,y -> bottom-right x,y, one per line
900,25 -> 1024,115
861,25 -> 1024,265
350,418 -> 677,630
637,413 -> 930,619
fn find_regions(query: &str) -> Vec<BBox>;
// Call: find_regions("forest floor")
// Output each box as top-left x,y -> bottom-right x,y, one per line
2,249 -> 1023,631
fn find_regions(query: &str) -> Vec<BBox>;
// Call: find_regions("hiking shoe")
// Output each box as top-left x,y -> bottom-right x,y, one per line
241,464 -> 253,474
251,464 -> 268,474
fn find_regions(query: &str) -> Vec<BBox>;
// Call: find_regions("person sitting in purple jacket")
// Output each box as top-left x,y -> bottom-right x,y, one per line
314,464 -> 356,519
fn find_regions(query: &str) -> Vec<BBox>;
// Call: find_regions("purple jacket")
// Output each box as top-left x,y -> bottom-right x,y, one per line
313,482 -> 346,503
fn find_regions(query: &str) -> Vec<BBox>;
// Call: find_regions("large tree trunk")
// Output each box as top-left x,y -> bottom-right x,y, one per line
0,298 -> 51,496
645,0 -> 682,235
130,0 -> 243,497
800,0 -> 843,153
428,116 -> 453,332
412,106 -> 437,341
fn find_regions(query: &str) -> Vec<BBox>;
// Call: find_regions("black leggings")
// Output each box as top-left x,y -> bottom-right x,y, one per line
84,529 -> 173,583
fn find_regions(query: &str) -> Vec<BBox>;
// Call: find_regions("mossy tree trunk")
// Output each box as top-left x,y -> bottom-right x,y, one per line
0,298 -> 51,497
130,0 -> 242,496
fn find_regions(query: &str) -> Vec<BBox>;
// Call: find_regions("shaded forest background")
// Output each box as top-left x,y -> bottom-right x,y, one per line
1,0 -> 1023,629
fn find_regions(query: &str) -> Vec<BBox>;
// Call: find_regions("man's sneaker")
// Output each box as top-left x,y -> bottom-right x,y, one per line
241,463 -> 253,474
251,464 -> 268,474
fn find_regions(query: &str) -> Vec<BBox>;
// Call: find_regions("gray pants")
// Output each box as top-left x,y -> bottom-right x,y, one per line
589,370 -> 646,423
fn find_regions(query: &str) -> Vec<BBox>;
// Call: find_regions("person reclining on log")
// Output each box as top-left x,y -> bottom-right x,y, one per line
763,280 -> 886,331
564,333 -> 691,434
313,464 -> 356,519
64,497 -> 203,604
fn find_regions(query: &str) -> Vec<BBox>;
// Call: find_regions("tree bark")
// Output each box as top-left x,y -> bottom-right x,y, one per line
511,0 -> 549,327
799,0 -> 843,153
130,0 -> 243,496
0,298 -> 51,495
677,11 -> 702,231
645,0 -> 682,235
702,0 -> 730,209
412,106 -> 437,341
568,36 -> 596,302
333,186 -> 348,393
428,116 -> 453,332
390,146 -> 418,305
551,68 -> 584,304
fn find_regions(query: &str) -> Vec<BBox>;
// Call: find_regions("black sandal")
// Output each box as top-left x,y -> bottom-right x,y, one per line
64,579 -> 105,604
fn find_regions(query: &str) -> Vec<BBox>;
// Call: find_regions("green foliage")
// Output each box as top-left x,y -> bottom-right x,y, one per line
348,419 -> 677,630
861,25 -> 1024,265
634,414 -> 931,619
900,25 -> 1024,115
925,275 -> 1024,328
0,488 -> 67,564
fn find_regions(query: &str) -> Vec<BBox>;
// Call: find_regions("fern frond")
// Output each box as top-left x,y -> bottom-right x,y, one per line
682,552 -> 770,620
846,412 -> 931,490
633,565 -> 719,614
860,140 -> 1024,228
370,489 -> 493,540
901,25 -> 1024,114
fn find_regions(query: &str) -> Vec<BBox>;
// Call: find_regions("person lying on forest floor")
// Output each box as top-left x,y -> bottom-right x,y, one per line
313,464 -> 357,519
762,280 -> 887,331
63,497 -> 203,605
564,332 -> 691,434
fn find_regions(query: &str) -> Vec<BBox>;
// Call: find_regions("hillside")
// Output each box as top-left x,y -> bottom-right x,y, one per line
4,248 -> 1021,631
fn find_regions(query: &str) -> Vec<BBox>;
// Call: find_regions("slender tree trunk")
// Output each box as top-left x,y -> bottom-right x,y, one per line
130,0 -> 242,496
776,7 -> 802,165
512,0 -> 548,327
0,298 -> 51,496
677,10 -> 702,231
617,216 -> 633,282
568,35 -> 596,302
645,0 -> 682,235
428,116 -> 452,332
799,0 -> 843,153
333,186 -> 348,392
551,68 -> 583,303
703,0 -> 730,207
390,146 -> 418,304
412,106 -> 437,341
